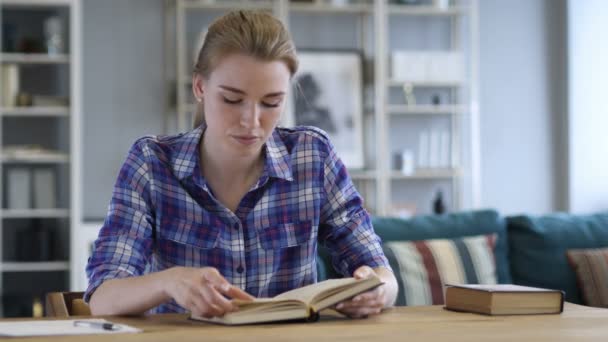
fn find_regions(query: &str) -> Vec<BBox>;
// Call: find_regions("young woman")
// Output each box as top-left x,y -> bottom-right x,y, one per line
86,10 -> 397,319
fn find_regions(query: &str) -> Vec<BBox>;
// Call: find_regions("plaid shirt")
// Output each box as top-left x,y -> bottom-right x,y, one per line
85,125 -> 389,314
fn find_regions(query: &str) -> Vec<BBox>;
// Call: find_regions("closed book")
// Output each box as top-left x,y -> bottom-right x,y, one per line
444,284 -> 564,315
191,277 -> 383,325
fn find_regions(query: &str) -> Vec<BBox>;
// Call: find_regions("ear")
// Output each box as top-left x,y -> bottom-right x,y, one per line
192,73 -> 205,102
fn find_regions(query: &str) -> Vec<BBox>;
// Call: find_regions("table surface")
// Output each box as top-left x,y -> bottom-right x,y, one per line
3,303 -> 608,341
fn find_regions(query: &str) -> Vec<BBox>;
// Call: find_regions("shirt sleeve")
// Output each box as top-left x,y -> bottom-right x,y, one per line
84,140 -> 156,303
317,141 -> 391,277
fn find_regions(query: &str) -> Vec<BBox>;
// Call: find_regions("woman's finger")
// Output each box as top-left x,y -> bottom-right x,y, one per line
206,284 -> 239,312
339,305 -> 383,318
224,285 -> 255,301
201,268 -> 255,301
198,286 -> 228,317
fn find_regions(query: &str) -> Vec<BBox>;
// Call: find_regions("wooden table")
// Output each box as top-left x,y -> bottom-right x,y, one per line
5,303 -> 608,341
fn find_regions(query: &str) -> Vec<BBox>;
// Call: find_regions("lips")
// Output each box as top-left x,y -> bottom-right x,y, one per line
232,135 -> 260,146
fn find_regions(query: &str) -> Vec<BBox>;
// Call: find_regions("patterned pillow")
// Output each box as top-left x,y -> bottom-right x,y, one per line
383,234 -> 498,306
566,248 -> 608,308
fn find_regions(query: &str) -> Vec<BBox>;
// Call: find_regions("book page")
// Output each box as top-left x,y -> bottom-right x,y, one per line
449,284 -> 557,292
274,278 -> 364,304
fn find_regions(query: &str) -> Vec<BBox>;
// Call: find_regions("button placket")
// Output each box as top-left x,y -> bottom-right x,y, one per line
231,219 -> 246,287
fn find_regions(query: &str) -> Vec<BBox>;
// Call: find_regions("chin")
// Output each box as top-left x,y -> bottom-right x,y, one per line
229,140 -> 264,156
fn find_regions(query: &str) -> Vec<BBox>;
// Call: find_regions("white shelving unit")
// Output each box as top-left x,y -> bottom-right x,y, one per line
0,0 -> 81,317
169,0 -> 478,217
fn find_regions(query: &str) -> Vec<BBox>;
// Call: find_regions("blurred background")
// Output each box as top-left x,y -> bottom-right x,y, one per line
0,0 -> 606,317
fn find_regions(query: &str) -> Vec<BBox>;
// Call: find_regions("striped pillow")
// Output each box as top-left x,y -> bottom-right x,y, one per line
567,248 -> 608,308
383,234 -> 498,306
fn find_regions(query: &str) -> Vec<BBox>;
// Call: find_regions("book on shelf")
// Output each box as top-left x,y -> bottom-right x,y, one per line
444,284 -> 565,316
191,276 -> 383,325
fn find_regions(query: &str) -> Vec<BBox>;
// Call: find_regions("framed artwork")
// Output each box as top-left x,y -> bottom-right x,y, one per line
284,50 -> 365,169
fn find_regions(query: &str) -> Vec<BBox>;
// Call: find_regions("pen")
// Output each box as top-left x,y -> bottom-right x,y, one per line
73,320 -> 121,331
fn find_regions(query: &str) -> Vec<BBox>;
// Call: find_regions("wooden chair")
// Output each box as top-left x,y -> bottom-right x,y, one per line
45,291 -> 91,317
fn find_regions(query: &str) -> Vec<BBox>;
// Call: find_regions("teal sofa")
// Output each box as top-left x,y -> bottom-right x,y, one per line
317,209 -> 608,305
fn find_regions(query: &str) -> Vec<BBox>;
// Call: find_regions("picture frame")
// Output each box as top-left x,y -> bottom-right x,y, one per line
284,49 -> 365,170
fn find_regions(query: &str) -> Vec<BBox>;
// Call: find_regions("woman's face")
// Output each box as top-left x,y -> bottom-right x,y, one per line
194,53 -> 291,159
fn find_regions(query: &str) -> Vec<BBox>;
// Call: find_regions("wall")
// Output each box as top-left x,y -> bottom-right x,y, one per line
82,0 -> 165,220
567,0 -> 608,213
478,0 -> 567,215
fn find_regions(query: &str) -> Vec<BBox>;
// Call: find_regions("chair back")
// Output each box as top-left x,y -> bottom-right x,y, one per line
45,291 -> 91,317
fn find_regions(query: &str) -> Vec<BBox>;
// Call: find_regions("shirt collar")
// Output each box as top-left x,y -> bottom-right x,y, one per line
170,125 -> 203,181
264,129 -> 294,181
171,125 -> 293,182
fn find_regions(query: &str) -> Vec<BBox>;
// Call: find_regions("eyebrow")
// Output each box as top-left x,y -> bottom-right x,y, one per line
219,85 -> 285,97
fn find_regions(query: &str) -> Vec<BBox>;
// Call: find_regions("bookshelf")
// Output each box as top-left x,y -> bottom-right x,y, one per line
0,0 -> 81,317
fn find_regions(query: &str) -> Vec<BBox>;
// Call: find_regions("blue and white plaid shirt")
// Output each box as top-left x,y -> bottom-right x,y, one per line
85,125 -> 389,313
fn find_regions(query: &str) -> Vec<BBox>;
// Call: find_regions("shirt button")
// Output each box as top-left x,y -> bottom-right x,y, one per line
236,265 -> 244,274
233,222 -> 240,230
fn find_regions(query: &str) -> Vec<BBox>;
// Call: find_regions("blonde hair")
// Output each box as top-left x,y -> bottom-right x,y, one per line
192,10 -> 298,128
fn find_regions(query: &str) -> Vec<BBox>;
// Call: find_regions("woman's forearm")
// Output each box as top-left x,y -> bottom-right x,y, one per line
88,268 -> 174,316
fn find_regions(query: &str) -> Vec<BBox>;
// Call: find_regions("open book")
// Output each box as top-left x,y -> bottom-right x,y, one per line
191,277 -> 383,325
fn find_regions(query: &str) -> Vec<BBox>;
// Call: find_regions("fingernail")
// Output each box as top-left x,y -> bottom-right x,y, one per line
336,303 -> 344,310
221,284 -> 231,292
353,296 -> 361,302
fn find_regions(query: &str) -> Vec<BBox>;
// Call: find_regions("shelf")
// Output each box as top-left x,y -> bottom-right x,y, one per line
388,80 -> 463,88
387,104 -> 467,115
0,106 -> 69,117
289,3 -> 372,14
181,0 -> 274,10
350,170 -> 377,180
388,5 -> 465,16
1,209 -> 69,219
1,0 -> 73,7
0,152 -> 69,164
0,53 -> 70,64
0,261 -> 70,272
390,169 -> 458,180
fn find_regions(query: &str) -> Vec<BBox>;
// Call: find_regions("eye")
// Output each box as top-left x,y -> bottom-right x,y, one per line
262,99 -> 282,108
223,96 -> 242,105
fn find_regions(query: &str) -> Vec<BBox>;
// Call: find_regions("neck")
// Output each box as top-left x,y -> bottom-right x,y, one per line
200,131 -> 264,183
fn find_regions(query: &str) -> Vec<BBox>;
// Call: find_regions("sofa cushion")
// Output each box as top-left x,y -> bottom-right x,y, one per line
566,248 -> 608,308
507,212 -> 608,304
371,209 -> 511,284
384,233 -> 498,306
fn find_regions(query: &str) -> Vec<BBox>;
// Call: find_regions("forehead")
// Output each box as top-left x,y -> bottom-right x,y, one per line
208,54 -> 291,91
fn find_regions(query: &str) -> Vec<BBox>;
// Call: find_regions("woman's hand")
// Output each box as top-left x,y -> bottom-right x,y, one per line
164,266 -> 254,318
334,266 -> 397,318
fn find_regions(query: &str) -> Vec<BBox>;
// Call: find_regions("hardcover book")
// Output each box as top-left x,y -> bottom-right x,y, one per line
444,284 -> 564,315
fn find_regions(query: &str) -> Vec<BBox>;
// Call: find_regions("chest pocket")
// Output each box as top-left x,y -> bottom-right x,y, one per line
257,221 -> 314,250
159,219 -> 219,250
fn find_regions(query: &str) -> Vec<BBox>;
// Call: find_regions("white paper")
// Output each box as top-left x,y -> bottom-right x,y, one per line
0,319 -> 141,337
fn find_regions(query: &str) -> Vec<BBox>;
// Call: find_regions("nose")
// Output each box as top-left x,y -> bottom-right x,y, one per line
239,103 -> 261,129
